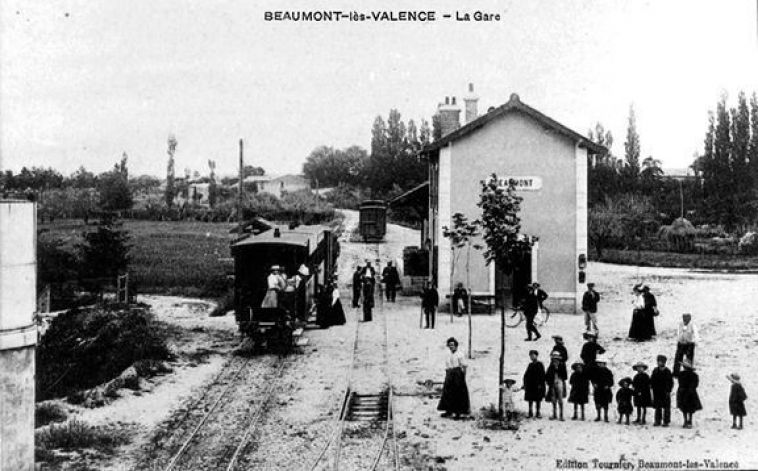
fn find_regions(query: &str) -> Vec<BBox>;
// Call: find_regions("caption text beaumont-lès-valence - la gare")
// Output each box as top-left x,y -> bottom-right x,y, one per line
263,10 -> 502,22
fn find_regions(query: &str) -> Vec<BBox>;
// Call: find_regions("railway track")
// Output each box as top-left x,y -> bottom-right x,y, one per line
310,276 -> 400,471
138,347 -> 288,471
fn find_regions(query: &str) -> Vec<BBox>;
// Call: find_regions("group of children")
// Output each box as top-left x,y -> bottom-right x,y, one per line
499,335 -> 748,430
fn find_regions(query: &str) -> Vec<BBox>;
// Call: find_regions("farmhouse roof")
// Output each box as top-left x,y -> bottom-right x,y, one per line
421,93 -> 606,155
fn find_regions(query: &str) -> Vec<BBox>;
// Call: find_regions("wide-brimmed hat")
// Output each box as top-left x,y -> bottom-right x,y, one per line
618,377 -> 632,387
633,362 -> 648,371
552,335 -> 564,342
503,378 -> 517,385
571,362 -> 584,371
583,331 -> 598,340
681,358 -> 695,370
727,373 -> 741,383
298,264 -> 310,276
270,265 -> 281,272
595,355 -> 608,365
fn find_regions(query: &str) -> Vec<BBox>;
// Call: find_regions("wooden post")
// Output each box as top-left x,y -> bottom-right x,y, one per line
237,138 -> 244,223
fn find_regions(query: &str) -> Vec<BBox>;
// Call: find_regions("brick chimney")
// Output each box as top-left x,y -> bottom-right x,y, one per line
437,96 -> 461,136
463,83 -> 479,124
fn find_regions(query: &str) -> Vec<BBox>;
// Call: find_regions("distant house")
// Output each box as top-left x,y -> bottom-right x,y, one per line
242,174 -> 310,198
188,181 -> 211,206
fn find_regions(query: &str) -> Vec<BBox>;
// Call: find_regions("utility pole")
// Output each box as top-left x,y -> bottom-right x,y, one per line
237,138 -> 244,223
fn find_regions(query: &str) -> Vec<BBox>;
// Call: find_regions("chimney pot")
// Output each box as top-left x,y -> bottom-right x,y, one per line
464,83 -> 480,124
468,83 -> 474,92
445,96 -> 450,105
451,97 -> 457,106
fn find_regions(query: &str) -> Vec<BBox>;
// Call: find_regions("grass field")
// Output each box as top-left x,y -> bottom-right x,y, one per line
594,248 -> 758,270
39,220 -> 236,297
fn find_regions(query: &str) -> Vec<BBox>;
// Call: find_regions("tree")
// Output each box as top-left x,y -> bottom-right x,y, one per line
442,213 -> 481,359
166,134 -> 177,208
589,197 -> 628,257
243,165 -> 265,178
98,162 -> 133,211
67,166 -> 98,189
302,145 -> 368,188
208,160 -> 217,208
749,93 -> 758,191
477,174 -> 532,417
78,214 -> 131,294
622,105 -> 641,188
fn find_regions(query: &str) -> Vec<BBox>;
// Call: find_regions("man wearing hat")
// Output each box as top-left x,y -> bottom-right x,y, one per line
581,283 -> 600,335
261,265 -> 282,308
381,260 -> 400,302
673,313 -> 699,376
650,355 -> 674,426
522,284 -> 543,341
580,331 -> 605,382
352,265 -> 363,308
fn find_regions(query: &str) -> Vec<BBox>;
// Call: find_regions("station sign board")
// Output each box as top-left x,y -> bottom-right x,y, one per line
496,176 -> 542,191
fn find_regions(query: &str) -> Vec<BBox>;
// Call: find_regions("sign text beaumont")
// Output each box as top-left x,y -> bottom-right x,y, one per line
497,176 -> 543,191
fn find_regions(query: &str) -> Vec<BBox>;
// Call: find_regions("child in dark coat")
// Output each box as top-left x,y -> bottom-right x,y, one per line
568,362 -> 590,420
676,358 -> 702,428
523,350 -> 546,418
650,355 -> 674,427
727,373 -> 747,430
592,356 -> 613,422
632,362 -> 653,424
616,377 -> 634,425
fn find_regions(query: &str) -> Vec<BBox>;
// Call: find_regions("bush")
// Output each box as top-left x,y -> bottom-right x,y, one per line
35,401 -> 70,427
36,305 -> 172,400
35,419 -> 130,454
739,232 -> 758,255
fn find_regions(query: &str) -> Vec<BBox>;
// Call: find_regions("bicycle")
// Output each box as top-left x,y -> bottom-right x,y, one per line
504,304 -> 550,328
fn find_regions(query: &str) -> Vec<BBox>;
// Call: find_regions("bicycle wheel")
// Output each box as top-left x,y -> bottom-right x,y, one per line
535,307 -> 551,326
504,307 -> 524,328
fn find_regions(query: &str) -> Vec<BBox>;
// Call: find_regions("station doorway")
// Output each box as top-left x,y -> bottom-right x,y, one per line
494,246 -> 532,308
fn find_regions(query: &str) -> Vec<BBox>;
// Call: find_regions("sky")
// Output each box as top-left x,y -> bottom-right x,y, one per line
1,0 -> 757,179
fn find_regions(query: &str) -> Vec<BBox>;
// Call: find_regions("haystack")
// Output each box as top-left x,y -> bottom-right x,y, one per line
657,217 -> 696,252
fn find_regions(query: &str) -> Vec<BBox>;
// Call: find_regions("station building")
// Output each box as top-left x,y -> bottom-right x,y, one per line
399,86 -> 605,313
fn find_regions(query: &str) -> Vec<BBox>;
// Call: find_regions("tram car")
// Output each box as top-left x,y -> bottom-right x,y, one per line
358,200 -> 388,242
231,223 -> 339,351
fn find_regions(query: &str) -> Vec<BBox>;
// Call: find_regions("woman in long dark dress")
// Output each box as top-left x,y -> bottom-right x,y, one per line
628,284 -> 652,341
642,285 -> 658,338
437,337 -> 470,419
676,358 -> 702,428
328,281 -> 346,326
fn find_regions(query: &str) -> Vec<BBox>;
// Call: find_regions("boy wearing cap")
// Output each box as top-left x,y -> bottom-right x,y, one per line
550,335 -> 569,378
580,332 -> 605,382
568,362 -> 590,420
650,355 -> 674,426
523,350 -> 546,418
632,362 -> 653,424
582,283 -> 600,335
545,352 -> 567,421
616,377 -> 634,425
592,356 -> 614,422
727,373 -> 747,430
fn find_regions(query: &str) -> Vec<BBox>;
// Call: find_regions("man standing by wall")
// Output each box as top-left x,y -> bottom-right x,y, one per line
382,261 -> 400,302
421,281 -> 439,329
352,265 -> 362,308
673,313 -> 699,376
582,283 -> 600,335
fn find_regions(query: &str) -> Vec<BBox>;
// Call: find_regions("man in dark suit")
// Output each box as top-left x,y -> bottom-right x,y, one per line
351,266 -> 362,308
421,281 -> 439,329
522,284 -> 542,341
381,261 -> 400,302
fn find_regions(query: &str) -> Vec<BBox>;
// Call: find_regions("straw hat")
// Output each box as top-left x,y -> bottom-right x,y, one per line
727,373 -> 741,383
503,378 -> 517,386
618,377 -> 632,387
270,265 -> 281,272
297,264 -> 310,276
633,362 -> 648,371
681,358 -> 695,370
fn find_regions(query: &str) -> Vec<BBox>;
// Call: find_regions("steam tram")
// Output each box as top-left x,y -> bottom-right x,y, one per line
358,200 -> 388,242
231,224 -> 339,351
